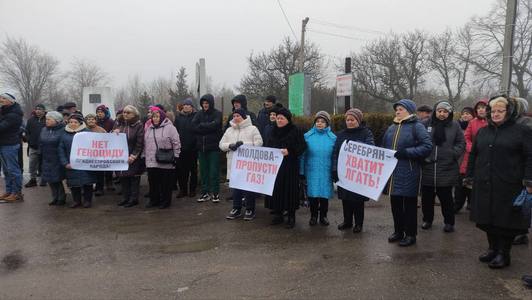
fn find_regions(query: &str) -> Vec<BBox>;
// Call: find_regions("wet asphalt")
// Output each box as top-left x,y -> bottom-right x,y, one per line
1,178 -> 532,300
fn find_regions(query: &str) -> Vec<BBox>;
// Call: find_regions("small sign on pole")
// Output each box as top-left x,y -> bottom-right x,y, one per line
336,73 -> 353,97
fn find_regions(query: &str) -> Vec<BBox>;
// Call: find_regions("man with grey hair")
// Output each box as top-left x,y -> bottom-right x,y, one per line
0,93 -> 24,202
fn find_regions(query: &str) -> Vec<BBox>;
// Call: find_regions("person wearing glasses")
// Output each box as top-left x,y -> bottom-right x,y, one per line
465,96 -> 532,269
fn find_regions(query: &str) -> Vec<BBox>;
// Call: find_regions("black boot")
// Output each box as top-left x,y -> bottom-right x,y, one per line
309,198 -> 318,226
513,234 -> 529,245
479,233 -> 498,263
319,199 -> 329,226
488,236 -> 512,269
285,212 -> 296,229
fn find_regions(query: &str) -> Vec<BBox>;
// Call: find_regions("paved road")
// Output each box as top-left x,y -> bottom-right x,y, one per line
0,178 -> 531,299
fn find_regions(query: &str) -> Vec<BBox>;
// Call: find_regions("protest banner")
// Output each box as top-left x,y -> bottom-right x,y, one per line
336,140 -> 398,201
70,132 -> 129,171
229,145 -> 284,196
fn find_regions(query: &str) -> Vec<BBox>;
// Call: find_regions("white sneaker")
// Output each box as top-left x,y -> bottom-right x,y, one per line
211,193 -> 220,203
197,193 -> 210,202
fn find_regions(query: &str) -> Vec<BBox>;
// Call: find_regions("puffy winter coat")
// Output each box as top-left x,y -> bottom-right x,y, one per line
421,107 -> 465,187
144,118 -> 181,169
39,123 -> 65,183
113,117 -> 145,177
25,114 -> 46,149
300,126 -> 337,199
382,114 -> 433,197
174,111 -> 197,151
191,94 -> 223,152
58,124 -> 97,187
219,117 -> 263,179
332,124 -> 375,201
0,102 -> 23,146
467,113 -> 532,230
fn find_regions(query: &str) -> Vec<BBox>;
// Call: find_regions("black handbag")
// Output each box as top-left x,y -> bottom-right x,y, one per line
152,127 -> 174,164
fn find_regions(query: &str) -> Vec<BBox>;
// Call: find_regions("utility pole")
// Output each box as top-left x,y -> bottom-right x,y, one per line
344,57 -> 352,112
299,17 -> 310,72
500,0 -> 518,95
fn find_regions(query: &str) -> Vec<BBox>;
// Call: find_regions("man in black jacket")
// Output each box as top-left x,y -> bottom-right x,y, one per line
24,103 -> 46,187
0,93 -> 24,202
223,94 -> 257,130
191,94 -> 222,203
174,98 -> 198,198
256,95 -> 276,139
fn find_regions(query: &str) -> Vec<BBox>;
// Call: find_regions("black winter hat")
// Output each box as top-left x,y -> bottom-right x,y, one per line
275,107 -> 292,122
68,113 -> 84,124
265,95 -> 277,103
233,108 -> 248,119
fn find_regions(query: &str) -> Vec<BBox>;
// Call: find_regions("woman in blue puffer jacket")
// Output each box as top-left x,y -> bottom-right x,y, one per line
382,99 -> 432,247
300,111 -> 337,226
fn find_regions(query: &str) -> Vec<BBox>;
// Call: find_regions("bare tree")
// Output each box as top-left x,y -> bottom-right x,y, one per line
66,58 -> 109,104
468,0 -> 532,98
147,77 -> 172,109
239,37 -> 328,105
349,30 -> 428,103
427,27 -> 472,106
0,37 -> 60,115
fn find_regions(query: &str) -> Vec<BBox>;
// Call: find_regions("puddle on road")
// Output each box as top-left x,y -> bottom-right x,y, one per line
1,251 -> 26,271
159,239 -> 219,254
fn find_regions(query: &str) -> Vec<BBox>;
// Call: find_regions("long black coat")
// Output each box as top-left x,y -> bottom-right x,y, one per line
39,123 -> 65,183
26,115 -> 46,149
174,111 -> 197,151
332,125 -> 375,202
421,119 -> 465,187
467,120 -> 532,230
265,123 -> 307,212
58,125 -> 97,187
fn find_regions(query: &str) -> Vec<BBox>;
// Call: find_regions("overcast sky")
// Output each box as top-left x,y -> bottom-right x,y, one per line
0,0 -> 495,91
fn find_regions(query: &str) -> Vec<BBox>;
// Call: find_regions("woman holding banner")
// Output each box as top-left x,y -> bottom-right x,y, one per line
265,107 -> 306,229
113,105 -> 145,208
58,113 -> 97,208
143,106 -> 181,209
382,99 -> 432,247
40,111 -> 66,206
219,108 -> 263,221
332,108 -> 375,233
300,111 -> 336,226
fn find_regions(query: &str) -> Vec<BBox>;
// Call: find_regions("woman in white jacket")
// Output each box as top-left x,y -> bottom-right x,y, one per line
219,109 -> 263,220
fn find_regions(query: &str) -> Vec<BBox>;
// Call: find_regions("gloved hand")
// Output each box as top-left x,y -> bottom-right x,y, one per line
228,143 -> 237,151
235,141 -> 244,149
331,170 -> 339,183
394,149 -> 408,159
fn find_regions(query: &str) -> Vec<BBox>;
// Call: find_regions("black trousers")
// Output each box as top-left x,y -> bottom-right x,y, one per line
71,185 -> 93,204
147,168 -> 174,207
486,232 -> 514,255
421,185 -> 455,225
309,197 -> 329,218
454,175 -> 471,211
177,150 -> 198,194
120,176 -> 141,204
49,182 -> 66,203
96,171 -> 114,191
342,199 -> 365,226
390,196 -> 418,236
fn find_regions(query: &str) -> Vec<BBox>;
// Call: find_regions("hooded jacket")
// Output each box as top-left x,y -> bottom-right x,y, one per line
421,101 -> 465,187
382,99 -> 433,197
39,122 -> 65,183
191,94 -> 223,152
0,102 -> 23,146
224,95 -> 257,130
460,99 -> 488,174
219,117 -> 263,179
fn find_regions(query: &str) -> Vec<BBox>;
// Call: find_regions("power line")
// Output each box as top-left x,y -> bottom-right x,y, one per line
308,29 -> 369,42
312,18 -> 386,35
276,0 -> 298,40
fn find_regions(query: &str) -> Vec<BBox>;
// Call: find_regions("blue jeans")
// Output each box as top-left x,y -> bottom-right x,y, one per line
232,188 -> 257,211
0,144 -> 23,194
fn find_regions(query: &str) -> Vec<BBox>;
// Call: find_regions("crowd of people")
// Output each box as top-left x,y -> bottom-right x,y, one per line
1,91 -> 532,281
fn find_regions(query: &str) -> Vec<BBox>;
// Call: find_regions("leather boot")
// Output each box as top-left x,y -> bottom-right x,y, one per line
319,199 -> 329,226
488,252 -> 510,269
285,213 -> 296,229
479,233 -> 498,263
309,198 -> 318,226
